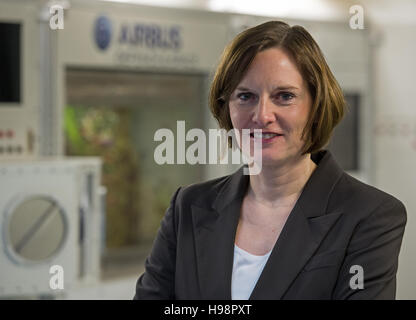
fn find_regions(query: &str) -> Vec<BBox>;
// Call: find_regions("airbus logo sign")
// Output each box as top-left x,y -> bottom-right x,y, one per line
94,15 -> 112,51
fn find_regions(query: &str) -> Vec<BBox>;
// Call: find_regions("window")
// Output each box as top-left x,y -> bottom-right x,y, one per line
328,93 -> 360,171
0,22 -> 21,104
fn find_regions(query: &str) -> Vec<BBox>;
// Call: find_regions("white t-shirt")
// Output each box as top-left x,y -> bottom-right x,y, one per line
231,244 -> 272,300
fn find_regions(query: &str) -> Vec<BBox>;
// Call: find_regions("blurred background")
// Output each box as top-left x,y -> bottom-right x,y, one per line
0,0 -> 414,299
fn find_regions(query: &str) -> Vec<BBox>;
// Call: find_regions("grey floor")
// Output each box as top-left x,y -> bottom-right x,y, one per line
63,273 -> 143,300
63,244 -> 149,300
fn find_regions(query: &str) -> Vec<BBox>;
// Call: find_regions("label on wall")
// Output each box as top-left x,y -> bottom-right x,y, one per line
59,7 -> 227,72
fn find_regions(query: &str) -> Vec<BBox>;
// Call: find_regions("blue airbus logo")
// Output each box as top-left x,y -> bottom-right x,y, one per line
94,15 -> 112,51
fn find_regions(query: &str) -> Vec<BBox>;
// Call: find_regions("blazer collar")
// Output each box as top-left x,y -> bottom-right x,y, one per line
192,150 -> 344,299
212,150 -> 343,218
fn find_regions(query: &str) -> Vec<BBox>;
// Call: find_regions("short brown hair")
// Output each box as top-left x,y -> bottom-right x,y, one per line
209,20 -> 346,154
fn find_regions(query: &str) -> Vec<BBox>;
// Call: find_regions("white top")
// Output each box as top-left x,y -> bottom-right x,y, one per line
231,244 -> 272,300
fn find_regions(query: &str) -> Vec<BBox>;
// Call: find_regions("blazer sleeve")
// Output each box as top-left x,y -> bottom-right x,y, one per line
332,198 -> 407,300
133,187 -> 181,300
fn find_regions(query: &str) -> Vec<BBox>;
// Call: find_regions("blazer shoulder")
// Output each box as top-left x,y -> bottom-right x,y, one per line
334,171 -> 407,216
175,172 -> 233,208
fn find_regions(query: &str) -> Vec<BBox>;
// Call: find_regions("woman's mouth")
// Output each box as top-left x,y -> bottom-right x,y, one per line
249,132 -> 284,143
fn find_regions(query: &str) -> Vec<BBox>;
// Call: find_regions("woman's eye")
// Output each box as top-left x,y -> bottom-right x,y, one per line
237,92 -> 254,101
277,92 -> 295,103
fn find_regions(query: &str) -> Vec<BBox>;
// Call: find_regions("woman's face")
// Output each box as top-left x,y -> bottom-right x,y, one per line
228,47 -> 312,166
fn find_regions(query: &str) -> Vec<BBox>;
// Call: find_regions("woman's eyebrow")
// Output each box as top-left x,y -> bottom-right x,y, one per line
235,86 -> 252,91
235,85 -> 300,91
272,85 -> 299,91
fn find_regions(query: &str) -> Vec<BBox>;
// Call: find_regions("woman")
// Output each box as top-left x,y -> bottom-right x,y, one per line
134,21 -> 407,300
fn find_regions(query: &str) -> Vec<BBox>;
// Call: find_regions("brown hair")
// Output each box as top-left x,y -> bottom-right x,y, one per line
209,20 -> 346,154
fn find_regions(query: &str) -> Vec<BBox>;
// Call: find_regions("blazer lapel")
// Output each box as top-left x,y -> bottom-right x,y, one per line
192,200 -> 240,299
192,165 -> 249,299
248,207 -> 343,299
192,150 -> 344,300
250,150 -> 345,299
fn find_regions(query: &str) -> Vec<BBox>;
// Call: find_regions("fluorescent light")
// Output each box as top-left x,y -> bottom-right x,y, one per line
208,0 -> 343,20
96,0 -> 347,21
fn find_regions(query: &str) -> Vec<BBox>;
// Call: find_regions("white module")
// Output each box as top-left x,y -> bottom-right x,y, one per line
0,157 -> 103,298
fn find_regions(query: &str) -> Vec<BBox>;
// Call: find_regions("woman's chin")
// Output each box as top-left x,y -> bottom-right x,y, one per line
241,146 -> 299,167
244,151 -> 285,167
259,149 -> 307,167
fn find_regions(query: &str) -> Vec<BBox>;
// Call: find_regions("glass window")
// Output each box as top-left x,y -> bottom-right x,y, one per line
0,23 -> 21,104
327,93 -> 360,171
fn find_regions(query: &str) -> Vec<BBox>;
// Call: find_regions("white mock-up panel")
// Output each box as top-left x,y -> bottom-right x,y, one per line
0,157 -> 102,298
0,160 -> 78,297
0,1 -> 40,159
371,24 -> 416,299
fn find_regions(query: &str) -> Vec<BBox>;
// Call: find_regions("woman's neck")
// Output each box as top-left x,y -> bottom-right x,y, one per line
247,154 -> 317,209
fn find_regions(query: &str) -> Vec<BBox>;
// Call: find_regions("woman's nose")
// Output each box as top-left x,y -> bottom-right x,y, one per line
252,97 -> 276,126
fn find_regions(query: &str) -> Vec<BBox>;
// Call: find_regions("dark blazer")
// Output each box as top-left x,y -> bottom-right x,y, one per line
134,150 -> 407,300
